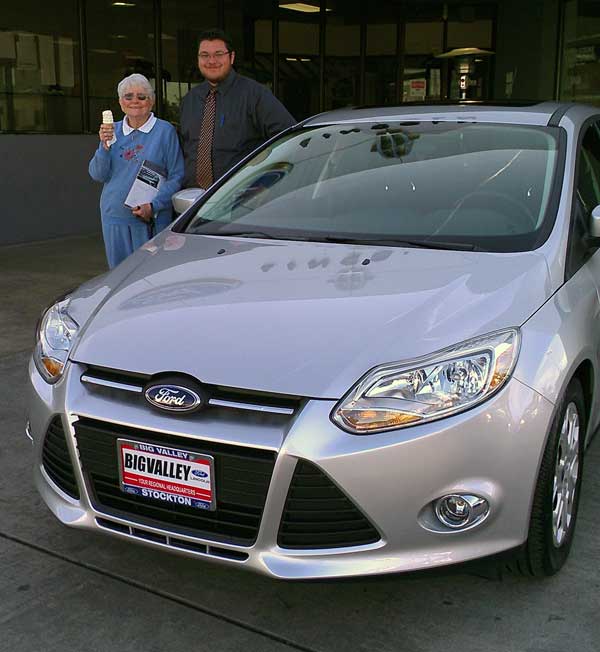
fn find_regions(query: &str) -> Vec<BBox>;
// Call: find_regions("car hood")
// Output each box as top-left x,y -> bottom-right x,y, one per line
69,232 -> 552,399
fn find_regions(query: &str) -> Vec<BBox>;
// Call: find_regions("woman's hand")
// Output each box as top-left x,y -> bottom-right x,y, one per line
99,124 -> 115,150
132,203 -> 154,222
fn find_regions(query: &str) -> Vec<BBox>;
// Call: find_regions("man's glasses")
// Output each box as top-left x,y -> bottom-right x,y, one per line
122,93 -> 150,101
198,50 -> 231,61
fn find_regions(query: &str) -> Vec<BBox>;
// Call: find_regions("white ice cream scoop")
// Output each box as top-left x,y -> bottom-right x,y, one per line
101,110 -> 115,148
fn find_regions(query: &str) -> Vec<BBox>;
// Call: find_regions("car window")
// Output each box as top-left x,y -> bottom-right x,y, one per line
185,121 -> 562,252
568,120 -> 600,278
577,122 -> 600,213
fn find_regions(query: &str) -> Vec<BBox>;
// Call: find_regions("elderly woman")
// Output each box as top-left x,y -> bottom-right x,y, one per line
89,73 -> 184,268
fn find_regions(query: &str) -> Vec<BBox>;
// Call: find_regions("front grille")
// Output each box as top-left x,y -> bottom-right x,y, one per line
74,417 -> 276,545
278,460 -> 380,549
96,517 -> 249,561
42,417 -> 80,499
82,365 -> 302,414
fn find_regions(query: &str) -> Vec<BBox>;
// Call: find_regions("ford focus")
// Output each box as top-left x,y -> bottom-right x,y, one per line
27,102 -> 600,579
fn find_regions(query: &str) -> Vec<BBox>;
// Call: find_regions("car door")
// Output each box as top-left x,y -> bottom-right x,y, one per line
569,119 -> 600,435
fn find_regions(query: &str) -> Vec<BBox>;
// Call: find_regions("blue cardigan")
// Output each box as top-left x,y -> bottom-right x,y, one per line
89,118 -> 184,226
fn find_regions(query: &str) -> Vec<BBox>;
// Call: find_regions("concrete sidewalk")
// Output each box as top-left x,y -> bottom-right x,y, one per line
1,236 -> 598,652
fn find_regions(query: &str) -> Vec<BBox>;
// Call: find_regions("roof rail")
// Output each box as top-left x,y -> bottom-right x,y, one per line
351,99 -> 546,110
548,103 -> 575,126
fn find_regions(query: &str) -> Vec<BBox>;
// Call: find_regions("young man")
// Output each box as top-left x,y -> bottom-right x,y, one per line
180,28 -> 296,189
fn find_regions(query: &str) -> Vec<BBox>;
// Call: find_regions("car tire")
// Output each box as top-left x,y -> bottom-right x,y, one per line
511,378 -> 586,577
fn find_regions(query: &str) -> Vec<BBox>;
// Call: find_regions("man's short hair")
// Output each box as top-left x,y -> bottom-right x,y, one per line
197,29 -> 234,53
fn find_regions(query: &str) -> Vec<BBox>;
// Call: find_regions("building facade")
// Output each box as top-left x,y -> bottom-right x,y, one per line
0,0 -> 598,245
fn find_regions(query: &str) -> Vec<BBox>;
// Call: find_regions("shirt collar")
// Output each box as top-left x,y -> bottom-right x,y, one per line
122,112 -> 156,135
203,69 -> 237,98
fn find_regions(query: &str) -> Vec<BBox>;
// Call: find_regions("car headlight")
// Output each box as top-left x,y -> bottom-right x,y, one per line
331,329 -> 520,434
34,297 -> 79,383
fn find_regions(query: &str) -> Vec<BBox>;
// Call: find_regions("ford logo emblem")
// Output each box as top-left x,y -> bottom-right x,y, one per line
192,470 -> 208,479
144,384 -> 203,413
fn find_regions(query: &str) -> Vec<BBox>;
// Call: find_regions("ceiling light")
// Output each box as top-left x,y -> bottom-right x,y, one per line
286,57 -> 298,61
436,47 -> 494,58
146,33 -> 177,40
112,2 -> 136,6
280,3 -> 331,13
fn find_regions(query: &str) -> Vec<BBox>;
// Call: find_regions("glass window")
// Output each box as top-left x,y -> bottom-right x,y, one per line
184,122 -> 561,253
324,1 -> 361,110
86,0 -> 154,132
495,0 -> 557,102
278,1 -> 320,120
405,21 -> 443,56
445,5 -> 494,101
447,4 -> 494,49
225,1 -> 275,87
161,0 -> 218,126
569,121 -> 600,273
561,0 -> 600,104
577,123 -> 600,212
404,22 -> 443,101
447,20 -> 493,50
365,4 -> 398,106
0,1 -> 81,133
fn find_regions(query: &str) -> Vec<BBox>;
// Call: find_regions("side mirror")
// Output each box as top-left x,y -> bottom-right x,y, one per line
171,188 -> 205,215
590,205 -> 600,239
585,204 -> 600,248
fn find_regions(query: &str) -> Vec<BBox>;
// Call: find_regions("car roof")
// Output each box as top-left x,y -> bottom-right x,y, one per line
302,101 -> 600,128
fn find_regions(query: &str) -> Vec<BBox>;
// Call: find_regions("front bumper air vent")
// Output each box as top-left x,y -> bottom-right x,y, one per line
41,417 -> 80,499
278,460 -> 380,549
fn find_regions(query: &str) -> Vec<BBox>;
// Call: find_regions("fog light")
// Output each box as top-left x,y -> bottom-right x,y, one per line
435,494 -> 489,530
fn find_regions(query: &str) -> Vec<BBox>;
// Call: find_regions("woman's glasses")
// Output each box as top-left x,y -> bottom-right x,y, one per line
122,93 -> 150,101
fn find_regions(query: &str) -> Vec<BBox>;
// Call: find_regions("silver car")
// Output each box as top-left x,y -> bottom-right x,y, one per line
27,102 -> 600,580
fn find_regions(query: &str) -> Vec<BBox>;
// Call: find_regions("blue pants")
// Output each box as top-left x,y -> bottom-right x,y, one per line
102,220 -> 165,269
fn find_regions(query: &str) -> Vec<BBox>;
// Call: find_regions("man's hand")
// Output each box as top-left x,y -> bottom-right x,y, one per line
132,203 -> 154,222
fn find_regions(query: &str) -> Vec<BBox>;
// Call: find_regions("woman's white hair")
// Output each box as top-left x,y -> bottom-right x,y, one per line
117,73 -> 155,99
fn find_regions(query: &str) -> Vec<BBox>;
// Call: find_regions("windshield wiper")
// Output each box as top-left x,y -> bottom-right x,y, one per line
205,230 -> 318,242
317,236 -> 478,251
201,230 -> 278,239
196,230 -> 479,251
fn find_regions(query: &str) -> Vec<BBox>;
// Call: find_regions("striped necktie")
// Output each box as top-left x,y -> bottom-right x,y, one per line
195,88 -> 217,189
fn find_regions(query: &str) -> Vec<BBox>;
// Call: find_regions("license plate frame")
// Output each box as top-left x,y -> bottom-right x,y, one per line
116,438 -> 216,511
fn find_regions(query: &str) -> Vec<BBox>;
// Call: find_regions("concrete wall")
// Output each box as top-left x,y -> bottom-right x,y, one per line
1,135 -> 102,246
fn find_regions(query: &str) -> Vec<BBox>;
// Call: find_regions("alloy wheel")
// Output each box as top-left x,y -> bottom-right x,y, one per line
551,402 -> 580,548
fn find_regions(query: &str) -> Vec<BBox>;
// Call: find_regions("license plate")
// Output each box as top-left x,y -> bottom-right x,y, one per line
117,438 -> 215,511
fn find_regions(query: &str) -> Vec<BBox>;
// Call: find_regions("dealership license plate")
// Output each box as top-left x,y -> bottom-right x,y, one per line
117,438 -> 215,511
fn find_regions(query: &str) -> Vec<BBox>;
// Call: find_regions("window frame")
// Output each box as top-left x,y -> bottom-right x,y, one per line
176,119 -> 568,254
566,116 -> 600,280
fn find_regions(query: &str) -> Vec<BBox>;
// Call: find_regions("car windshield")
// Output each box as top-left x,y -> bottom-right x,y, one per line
184,121 -> 562,252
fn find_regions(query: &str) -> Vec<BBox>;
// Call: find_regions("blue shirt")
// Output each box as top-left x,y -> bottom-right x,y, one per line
89,117 -> 184,226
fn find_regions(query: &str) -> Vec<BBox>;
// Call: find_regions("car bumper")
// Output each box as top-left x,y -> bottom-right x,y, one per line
27,356 -> 555,580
